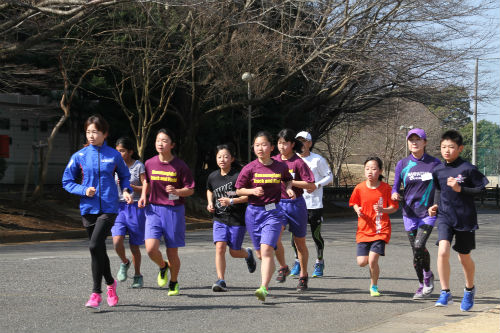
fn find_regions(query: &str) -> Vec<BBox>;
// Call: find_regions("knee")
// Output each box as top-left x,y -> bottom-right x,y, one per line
228,248 -> 239,257
414,246 -> 426,260
357,257 -> 368,267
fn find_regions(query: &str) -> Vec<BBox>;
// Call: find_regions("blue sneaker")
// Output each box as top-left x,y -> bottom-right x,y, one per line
435,290 -> 453,307
460,287 -> 475,312
290,260 -> 300,276
312,262 -> 324,277
212,279 -> 228,292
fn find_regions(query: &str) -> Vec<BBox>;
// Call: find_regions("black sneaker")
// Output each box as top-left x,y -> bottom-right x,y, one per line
276,266 -> 290,283
297,276 -> 308,292
245,248 -> 257,273
212,279 -> 228,292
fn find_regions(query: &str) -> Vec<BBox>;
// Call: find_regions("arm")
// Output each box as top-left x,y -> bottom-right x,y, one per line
62,156 -> 88,196
352,204 -> 363,218
218,195 -> 249,207
314,157 -> 333,188
236,187 -> 264,197
292,180 -> 316,191
285,180 -> 296,199
138,181 -> 149,208
131,173 -> 145,194
391,160 -> 403,200
166,186 -> 194,197
206,189 -> 215,213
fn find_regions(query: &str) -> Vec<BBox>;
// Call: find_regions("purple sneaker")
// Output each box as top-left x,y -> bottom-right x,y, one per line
423,271 -> 434,296
413,284 -> 424,299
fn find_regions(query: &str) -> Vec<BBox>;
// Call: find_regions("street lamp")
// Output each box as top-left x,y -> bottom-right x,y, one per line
242,72 -> 255,163
399,125 -> 414,156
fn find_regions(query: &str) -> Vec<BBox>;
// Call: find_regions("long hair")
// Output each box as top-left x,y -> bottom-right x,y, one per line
277,128 -> 303,153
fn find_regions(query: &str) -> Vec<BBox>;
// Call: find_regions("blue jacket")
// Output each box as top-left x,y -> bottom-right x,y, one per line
62,142 -> 132,215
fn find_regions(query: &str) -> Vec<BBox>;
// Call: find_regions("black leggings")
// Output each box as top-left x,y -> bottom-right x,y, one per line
84,214 -> 117,294
291,208 -> 324,260
407,224 -> 433,283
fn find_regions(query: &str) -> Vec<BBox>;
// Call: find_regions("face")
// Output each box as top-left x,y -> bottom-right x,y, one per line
216,149 -> 234,170
253,135 -> 273,159
364,160 -> 382,182
277,137 -> 294,157
407,134 -> 426,154
440,139 -> 463,163
155,132 -> 175,154
116,144 -> 133,162
297,138 -> 312,153
86,124 -> 107,146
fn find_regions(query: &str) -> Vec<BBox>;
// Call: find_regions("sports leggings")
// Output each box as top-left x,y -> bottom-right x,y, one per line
84,214 -> 116,294
407,224 -> 433,283
291,208 -> 324,260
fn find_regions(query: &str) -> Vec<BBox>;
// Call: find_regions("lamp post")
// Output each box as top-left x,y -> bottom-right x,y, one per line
242,72 -> 254,163
399,125 -> 414,156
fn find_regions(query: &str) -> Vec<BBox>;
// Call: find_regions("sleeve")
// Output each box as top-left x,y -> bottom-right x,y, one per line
62,154 -> 87,196
206,172 -> 214,191
392,160 -> 403,194
144,160 -> 151,183
432,171 -> 441,206
349,185 -> 360,207
138,162 -> 146,176
180,163 -> 195,189
235,165 -> 251,189
282,164 -> 293,182
461,167 -> 489,196
298,160 -> 315,183
315,156 -> 333,187
115,153 -> 132,192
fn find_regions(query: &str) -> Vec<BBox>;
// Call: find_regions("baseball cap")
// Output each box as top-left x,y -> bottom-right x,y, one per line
295,131 -> 312,141
406,128 -> 426,140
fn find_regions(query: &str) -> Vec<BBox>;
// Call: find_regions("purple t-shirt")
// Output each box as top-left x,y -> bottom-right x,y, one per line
235,159 -> 293,205
273,154 -> 315,199
392,153 -> 441,219
144,155 -> 195,206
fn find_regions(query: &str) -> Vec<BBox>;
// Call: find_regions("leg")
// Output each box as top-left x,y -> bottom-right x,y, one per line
274,226 -> 287,268
458,253 -> 475,289
290,233 -> 298,260
294,236 -> 309,277
166,247 -> 180,282
309,209 -> 325,261
113,235 -> 129,264
145,238 -> 167,269
228,248 -> 248,259
357,256 -> 369,267
407,229 -> 424,283
437,240 -> 451,290
368,251 -> 380,287
215,241 -> 227,280
130,244 -> 142,276
260,244 -> 276,289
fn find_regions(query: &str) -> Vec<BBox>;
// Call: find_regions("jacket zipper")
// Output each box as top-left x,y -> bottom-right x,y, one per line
98,147 -> 102,213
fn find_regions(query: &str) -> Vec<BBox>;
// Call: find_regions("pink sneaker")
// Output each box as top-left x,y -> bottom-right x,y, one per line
106,280 -> 119,307
85,293 -> 102,309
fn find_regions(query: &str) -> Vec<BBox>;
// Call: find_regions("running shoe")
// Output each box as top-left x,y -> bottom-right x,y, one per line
85,293 -> 102,309
460,287 -> 475,312
157,262 -> 169,287
276,266 -> 290,283
255,285 -> 268,301
212,279 -> 228,292
312,261 -> 324,277
117,260 -> 130,282
245,248 -> 257,273
168,282 -> 180,296
106,280 -> 119,307
370,285 -> 381,297
297,276 -> 308,292
413,284 -> 424,299
131,275 -> 143,289
290,260 -> 301,276
423,271 -> 434,296
435,290 -> 453,307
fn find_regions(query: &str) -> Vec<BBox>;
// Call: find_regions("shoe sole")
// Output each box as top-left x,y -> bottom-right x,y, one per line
85,304 -> 101,311
212,285 -> 228,292
255,291 -> 267,301
435,300 -> 454,307
131,285 -> 143,288
460,305 -> 474,312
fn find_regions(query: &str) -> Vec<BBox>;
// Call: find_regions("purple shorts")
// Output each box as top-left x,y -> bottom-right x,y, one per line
245,204 -> 285,250
280,196 -> 308,238
356,240 -> 386,256
145,204 -> 185,248
213,221 -> 246,250
403,215 -> 437,232
111,202 -> 146,246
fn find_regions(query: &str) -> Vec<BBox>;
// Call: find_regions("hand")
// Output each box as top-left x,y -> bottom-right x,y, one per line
356,207 -> 364,218
373,203 -> 382,214
391,192 -> 401,201
86,187 -> 96,197
207,202 -> 215,213
447,177 -> 461,192
165,185 -> 178,195
286,188 -> 296,199
138,197 -> 146,208
123,191 -> 133,204
218,197 -> 231,207
306,183 -> 318,194
253,187 -> 264,197
428,204 -> 438,217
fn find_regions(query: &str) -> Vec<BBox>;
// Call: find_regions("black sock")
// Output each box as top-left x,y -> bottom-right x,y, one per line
442,289 -> 450,292
465,286 -> 474,292
160,261 -> 168,272
169,280 -> 177,289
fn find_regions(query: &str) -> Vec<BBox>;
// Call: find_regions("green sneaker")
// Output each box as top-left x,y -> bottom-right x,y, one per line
117,260 -> 130,282
168,282 -> 180,296
370,285 -> 381,297
255,286 -> 268,301
157,262 -> 169,287
131,275 -> 143,288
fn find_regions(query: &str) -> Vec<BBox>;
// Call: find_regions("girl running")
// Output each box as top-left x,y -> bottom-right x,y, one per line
206,144 -> 257,292
235,131 -> 294,301
62,114 -> 133,309
349,156 -> 398,297
392,128 -> 441,299
273,129 -> 315,292
138,129 -> 195,296
112,137 -> 146,288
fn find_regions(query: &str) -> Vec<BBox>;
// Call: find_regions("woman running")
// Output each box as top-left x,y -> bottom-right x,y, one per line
62,114 -> 133,309
206,144 -> 257,292
235,131 -> 294,301
392,128 -> 441,299
273,129 -> 315,292
138,129 -> 195,296
111,137 -> 146,288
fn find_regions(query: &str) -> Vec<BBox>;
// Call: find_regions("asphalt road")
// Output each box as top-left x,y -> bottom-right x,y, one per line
1,208 -> 499,333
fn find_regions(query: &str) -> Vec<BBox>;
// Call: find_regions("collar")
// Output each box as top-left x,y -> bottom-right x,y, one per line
409,153 -> 426,162
445,157 -> 463,167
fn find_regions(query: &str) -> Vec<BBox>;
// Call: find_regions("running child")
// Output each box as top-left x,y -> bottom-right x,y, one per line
62,114 -> 133,309
138,129 -> 195,296
349,156 -> 398,297
428,130 -> 488,311
206,144 -> 257,292
391,128 -> 441,299
112,137 -> 146,288
273,129 -> 315,292
235,131 -> 294,301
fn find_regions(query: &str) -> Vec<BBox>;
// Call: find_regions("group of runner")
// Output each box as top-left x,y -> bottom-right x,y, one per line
62,114 -> 488,312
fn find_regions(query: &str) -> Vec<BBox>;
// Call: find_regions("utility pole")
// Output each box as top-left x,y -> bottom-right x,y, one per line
472,58 -> 478,165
